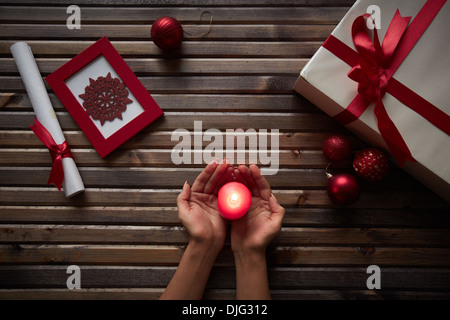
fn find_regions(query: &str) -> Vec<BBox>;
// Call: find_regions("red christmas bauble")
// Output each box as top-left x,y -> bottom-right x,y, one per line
353,148 -> 390,182
322,134 -> 352,162
151,17 -> 183,50
327,172 -> 360,205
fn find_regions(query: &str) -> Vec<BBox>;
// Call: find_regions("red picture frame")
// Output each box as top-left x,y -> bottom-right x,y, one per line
46,36 -> 163,158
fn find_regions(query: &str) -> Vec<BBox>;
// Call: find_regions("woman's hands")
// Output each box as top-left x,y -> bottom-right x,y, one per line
231,164 -> 285,255
162,160 -> 285,300
177,160 -> 285,256
230,164 -> 285,300
176,159 -> 231,253
160,159 -> 232,300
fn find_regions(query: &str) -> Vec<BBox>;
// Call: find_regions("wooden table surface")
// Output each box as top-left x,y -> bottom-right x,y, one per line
1,0 -> 450,300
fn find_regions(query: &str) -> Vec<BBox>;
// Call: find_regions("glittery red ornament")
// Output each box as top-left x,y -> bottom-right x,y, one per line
353,148 -> 390,182
322,134 -> 352,162
151,17 -> 184,50
327,172 -> 360,205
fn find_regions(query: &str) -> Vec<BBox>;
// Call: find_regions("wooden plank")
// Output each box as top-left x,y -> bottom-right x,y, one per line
0,149 -> 316,167
2,245 -> 450,267
0,111 -> 341,131
269,246 -> 450,267
0,6 -> 348,24
0,0 -> 356,8
1,266 -> 449,290
1,75 -> 301,93
2,206 -> 450,228
0,130 -> 362,150
0,288 -> 164,300
0,40 -> 323,58
0,224 -> 190,245
0,57 -> 307,75
1,93 -> 322,112
1,288 -> 449,300
0,244 -> 185,266
0,206 -> 181,226
0,166 -> 431,193
268,267 -> 450,290
0,167 -> 329,188
2,288 -> 449,300
1,187 -> 448,209
0,24 -> 336,41
1,224 -> 450,247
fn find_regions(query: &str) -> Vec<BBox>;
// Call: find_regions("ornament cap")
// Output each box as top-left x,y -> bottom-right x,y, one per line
325,162 -> 333,179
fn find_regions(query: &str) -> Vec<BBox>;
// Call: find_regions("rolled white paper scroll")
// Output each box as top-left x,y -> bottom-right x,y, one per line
10,42 -> 85,197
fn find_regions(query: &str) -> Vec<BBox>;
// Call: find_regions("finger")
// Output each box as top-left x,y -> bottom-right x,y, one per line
177,181 -> 191,218
269,193 -> 284,215
204,158 -> 230,194
237,164 -> 259,197
232,166 -> 256,197
249,164 -> 272,200
269,193 -> 285,223
231,166 -> 245,184
191,159 -> 218,193
214,165 -> 234,195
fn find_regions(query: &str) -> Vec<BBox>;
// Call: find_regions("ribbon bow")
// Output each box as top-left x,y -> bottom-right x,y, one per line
348,11 -> 415,165
30,118 -> 73,191
349,11 -> 410,101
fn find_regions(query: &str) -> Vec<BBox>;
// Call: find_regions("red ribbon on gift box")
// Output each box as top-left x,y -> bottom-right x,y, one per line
322,0 -> 450,167
30,118 -> 73,191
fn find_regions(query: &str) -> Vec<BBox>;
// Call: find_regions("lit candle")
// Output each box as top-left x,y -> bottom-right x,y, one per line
217,182 -> 252,220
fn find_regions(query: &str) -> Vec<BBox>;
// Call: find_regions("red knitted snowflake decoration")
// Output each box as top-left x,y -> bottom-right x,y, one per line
79,72 -> 133,125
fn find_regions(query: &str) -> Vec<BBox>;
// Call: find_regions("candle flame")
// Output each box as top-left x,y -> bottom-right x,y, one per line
230,193 -> 238,203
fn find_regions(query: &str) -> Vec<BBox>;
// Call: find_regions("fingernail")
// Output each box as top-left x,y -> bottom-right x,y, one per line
271,193 -> 278,202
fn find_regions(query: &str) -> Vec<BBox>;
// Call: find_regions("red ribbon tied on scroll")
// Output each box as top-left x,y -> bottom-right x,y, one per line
30,118 -> 73,191
322,0 -> 450,166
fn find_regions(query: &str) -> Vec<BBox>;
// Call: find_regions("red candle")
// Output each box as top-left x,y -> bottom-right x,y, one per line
218,182 -> 252,220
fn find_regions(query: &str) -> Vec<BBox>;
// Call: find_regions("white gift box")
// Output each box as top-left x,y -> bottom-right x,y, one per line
294,0 -> 450,202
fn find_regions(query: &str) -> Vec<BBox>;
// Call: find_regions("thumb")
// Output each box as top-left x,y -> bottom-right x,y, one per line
177,181 -> 191,215
269,193 -> 285,221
